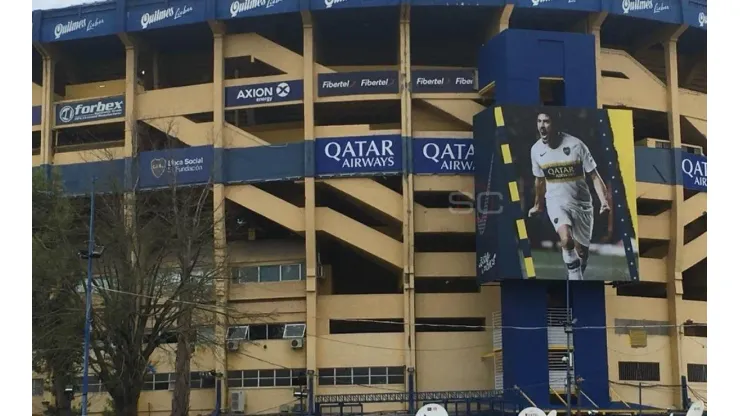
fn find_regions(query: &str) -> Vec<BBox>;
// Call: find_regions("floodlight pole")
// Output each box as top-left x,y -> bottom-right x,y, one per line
565,277 -> 573,416
81,178 -> 97,416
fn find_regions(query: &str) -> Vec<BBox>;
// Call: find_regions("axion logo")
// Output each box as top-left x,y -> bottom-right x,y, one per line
229,0 -> 284,17
236,82 -> 291,103
57,99 -> 124,124
698,12 -> 707,27
324,0 -> 349,9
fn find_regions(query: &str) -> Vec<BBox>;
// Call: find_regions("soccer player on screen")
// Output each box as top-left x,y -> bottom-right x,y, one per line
528,111 -> 610,280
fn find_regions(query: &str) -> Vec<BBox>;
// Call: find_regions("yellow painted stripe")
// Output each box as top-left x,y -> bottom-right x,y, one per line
508,181 -> 520,202
494,107 -> 505,126
501,144 -> 512,164
524,257 -> 536,278
516,219 -> 528,240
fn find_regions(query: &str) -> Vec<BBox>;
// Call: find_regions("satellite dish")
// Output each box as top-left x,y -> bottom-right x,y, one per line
415,403 -> 449,416
686,401 -> 705,416
517,407 -> 547,416
546,411 -> 557,416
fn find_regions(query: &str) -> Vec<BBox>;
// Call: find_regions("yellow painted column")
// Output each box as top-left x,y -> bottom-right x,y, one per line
399,5 -> 416,395
38,51 -> 55,166
664,31 -> 686,408
302,10 -> 319,392
119,35 -> 138,159
210,21 -> 229,405
486,4 -> 513,40
587,12 -> 608,109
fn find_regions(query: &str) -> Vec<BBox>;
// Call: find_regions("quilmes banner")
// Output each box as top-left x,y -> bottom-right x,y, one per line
606,0 -> 682,24
315,135 -> 402,176
225,80 -> 303,107
515,0 -> 602,12
491,106 -> 639,282
318,71 -> 399,97
127,0 -> 206,31
138,146 -> 214,189
681,152 -> 707,192
411,70 -> 477,93
55,95 -> 125,126
217,0 -> 300,19
42,8 -> 117,42
413,138 -> 475,174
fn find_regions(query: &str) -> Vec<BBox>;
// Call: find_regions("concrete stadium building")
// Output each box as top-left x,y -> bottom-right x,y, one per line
31,0 -> 707,414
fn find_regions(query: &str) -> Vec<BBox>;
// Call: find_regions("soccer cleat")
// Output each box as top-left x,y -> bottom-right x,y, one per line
566,260 -> 583,281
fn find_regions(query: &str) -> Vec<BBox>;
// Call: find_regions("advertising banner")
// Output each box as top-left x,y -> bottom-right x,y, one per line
413,138 -> 474,175
42,8 -> 117,42
217,0 -> 301,19
318,71 -> 399,97
683,0 -> 707,30
681,152 -> 707,192
411,70 -> 477,94
55,95 -> 125,126
605,0 -> 682,24
33,106 -> 42,126
482,106 -> 639,282
127,1 -> 206,32
514,0 -> 602,12
225,80 -> 303,107
310,0 -> 401,11
315,135 -> 402,176
138,146 -> 214,189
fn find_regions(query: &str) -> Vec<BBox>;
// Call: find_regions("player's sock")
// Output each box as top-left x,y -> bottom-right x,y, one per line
562,248 -> 583,280
580,248 -> 590,273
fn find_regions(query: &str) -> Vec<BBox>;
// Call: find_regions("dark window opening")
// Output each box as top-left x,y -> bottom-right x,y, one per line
33,132 -> 41,153
314,10 -> 399,66
540,78 -> 565,106
684,214 -> 706,245
136,121 -> 189,152
415,233 -> 476,252
637,199 -> 672,216
330,319 -> 404,334
415,191 -> 466,209
638,238 -> 669,259
687,364 -> 707,383
320,237 -> 401,295
225,56 -> 285,80
616,282 -> 667,299
314,101 -> 401,129
682,259 -> 706,302
618,361 -> 660,381
601,71 -> 629,79
684,323 -> 707,338
54,122 -> 125,152
415,278 -> 480,294
318,367 -> 405,386
416,317 -> 485,333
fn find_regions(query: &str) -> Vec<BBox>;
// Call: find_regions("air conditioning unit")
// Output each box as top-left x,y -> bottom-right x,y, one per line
227,340 -> 241,352
290,338 -> 304,349
230,391 -> 246,413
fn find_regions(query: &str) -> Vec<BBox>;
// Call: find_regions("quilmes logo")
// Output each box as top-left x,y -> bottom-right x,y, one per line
622,0 -> 669,15
698,12 -> 707,27
324,138 -> 396,169
236,82 -> 291,103
140,5 -> 193,29
230,0 -> 284,17
422,142 -> 474,172
54,18 -> 105,39
150,156 -> 205,179
324,0 -> 349,8
58,99 -> 124,124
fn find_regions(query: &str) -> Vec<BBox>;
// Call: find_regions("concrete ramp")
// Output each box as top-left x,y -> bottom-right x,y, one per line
225,185 -> 305,232
142,116 -> 212,147
320,178 -> 404,222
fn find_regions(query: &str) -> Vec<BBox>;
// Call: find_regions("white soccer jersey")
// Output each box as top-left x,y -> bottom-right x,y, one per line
530,133 -> 597,207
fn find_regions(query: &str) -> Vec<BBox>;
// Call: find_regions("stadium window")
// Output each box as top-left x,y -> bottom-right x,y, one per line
329,319 -> 404,334
617,361 -> 661,382
76,376 -> 105,393
616,282 -> 667,299
197,326 -> 216,343
540,78 -> 565,106
32,379 -> 44,396
317,367 -> 405,386
283,323 -> 307,339
415,317 -> 485,333
414,277 -> 480,293
687,364 -> 707,383
227,326 -> 249,341
226,369 -> 306,388
189,372 -> 216,389
142,373 -> 173,391
684,323 -> 707,338
232,263 -> 305,284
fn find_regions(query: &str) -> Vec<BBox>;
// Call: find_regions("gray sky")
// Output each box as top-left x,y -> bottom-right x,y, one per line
32,0 -> 102,11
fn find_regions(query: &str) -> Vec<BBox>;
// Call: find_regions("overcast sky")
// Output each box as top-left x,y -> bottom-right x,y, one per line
32,0 -> 101,11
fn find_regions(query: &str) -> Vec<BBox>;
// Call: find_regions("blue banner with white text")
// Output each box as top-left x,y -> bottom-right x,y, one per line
514,0 -> 601,12
216,0 -> 301,19
126,0 -> 207,32
33,106 -> 42,126
413,138 -> 475,175
41,8 -> 117,42
138,146 -> 214,189
225,80 -> 303,107
315,135 -> 402,176
318,71 -> 399,97
411,70 -> 477,93
310,0 -> 401,11
605,0 -> 682,24
681,152 -> 707,192
55,96 -> 125,126
683,0 -> 707,30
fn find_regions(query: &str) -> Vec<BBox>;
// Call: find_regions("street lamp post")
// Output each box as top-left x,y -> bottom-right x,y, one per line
565,278 -> 574,416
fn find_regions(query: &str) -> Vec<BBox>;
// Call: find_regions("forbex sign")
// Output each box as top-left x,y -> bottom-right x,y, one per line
225,80 -> 303,107
413,138 -> 474,174
315,135 -> 402,176
55,95 -> 125,126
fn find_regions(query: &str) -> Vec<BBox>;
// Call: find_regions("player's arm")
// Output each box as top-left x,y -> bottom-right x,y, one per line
581,143 -> 610,214
529,146 -> 546,217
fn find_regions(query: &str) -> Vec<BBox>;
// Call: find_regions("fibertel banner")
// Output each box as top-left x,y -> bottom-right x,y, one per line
474,105 -> 639,282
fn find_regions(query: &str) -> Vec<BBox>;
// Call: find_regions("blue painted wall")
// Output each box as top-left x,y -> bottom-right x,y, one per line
571,282 -> 610,406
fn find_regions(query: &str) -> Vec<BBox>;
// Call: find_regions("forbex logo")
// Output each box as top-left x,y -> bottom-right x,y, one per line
57,98 -> 124,125
229,0 -> 284,17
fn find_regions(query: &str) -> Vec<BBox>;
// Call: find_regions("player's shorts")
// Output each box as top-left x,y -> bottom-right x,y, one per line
545,201 -> 593,247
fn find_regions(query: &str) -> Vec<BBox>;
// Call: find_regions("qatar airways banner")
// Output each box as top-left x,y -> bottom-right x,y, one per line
413,138 -> 475,174
681,152 -> 707,192
315,135 -> 402,176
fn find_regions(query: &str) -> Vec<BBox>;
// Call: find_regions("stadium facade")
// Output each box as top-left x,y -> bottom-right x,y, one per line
31,0 -> 707,414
